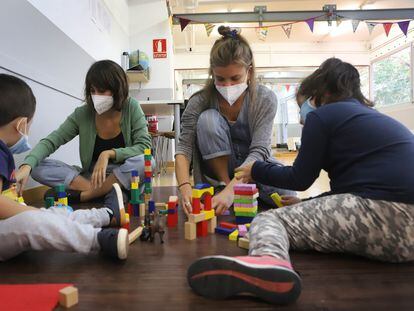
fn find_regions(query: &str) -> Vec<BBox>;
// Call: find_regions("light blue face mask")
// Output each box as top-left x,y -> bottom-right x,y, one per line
299,98 -> 316,124
9,119 -> 31,154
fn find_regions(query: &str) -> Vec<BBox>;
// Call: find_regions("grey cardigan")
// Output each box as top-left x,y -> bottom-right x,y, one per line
175,84 -> 278,183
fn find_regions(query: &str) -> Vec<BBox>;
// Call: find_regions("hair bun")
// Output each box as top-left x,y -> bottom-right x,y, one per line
218,26 -> 240,38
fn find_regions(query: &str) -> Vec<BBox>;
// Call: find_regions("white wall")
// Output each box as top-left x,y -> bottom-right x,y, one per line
128,0 -> 174,100
27,0 -> 130,63
370,24 -> 414,130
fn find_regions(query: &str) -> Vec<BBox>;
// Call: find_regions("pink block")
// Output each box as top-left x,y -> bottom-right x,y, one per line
238,225 -> 247,237
234,184 -> 257,192
234,202 -> 258,208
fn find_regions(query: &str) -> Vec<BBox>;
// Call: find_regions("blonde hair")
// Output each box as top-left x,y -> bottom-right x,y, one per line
199,26 -> 257,103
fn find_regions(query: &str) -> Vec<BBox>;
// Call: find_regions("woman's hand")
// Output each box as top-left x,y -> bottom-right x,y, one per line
280,195 -> 302,206
234,161 -> 255,183
179,183 -> 193,217
91,151 -> 110,189
15,164 -> 31,196
212,187 -> 234,215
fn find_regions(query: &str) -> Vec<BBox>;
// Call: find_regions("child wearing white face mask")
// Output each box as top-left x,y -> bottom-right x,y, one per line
16,60 -> 152,206
175,26 -> 295,217
0,74 -> 131,261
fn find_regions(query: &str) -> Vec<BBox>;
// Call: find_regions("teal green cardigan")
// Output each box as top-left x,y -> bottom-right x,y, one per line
24,97 -> 151,172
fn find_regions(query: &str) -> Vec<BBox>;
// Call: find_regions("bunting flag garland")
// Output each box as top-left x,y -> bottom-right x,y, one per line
383,23 -> 393,37
305,18 -> 315,32
366,22 -> 376,35
352,20 -> 360,33
285,84 -> 291,92
257,27 -> 269,41
282,24 -> 292,38
398,20 -> 410,36
336,16 -> 343,27
179,18 -> 191,31
204,23 -> 215,36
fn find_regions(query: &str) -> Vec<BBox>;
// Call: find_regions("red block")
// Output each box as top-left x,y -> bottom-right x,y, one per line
122,221 -> 130,232
234,189 -> 259,196
197,220 -> 208,237
167,211 -> 178,227
127,203 -> 133,216
145,171 -> 152,177
204,194 -> 212,211
219,221 -> 238,229
192,197 -> 201,214
145,160 -> 151,166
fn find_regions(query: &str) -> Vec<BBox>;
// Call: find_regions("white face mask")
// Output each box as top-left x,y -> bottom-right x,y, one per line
92,95 -> 113,114
215,82 -> 248,106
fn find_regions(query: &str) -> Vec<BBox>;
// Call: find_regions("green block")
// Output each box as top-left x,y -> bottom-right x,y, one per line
45,197 -> 55,208
131,189 -> 140,202
234,198 -> 257,204
144,188 -> 152,194
130,199 -> 141,204
144,155 -> 152,161
55,184 -> 65,192
234,211 -> 257,217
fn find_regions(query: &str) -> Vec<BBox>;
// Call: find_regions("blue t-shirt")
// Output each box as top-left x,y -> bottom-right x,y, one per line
0,139 -> 16,191
252,98 -> 414,204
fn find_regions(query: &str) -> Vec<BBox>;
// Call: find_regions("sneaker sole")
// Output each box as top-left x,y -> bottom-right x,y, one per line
117,228 -> 129,260
112,183 -> 126,227
187,256 -> 301,305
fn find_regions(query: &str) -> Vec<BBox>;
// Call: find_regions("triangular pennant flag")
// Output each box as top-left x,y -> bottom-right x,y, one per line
366,22 -> 376,35
352,20 -> 360,33
336,16 -> 343,27
282,24 -> 292,38
305,18 -> 315,32
204,23 -> 215,37
398,20 -> 410,36
257,27 -> 268,41
383,23 -> 393,37
285,85 -> 291,92
179,18 -> 191,31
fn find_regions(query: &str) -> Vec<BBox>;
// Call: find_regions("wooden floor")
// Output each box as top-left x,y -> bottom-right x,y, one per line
1,186 -> 414,310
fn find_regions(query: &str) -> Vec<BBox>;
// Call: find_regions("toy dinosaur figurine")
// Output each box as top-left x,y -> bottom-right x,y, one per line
150,210 -> 166,243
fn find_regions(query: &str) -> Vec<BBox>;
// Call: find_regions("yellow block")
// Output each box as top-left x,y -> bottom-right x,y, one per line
246,223 -> 251,229
17,197 -> 25,204
58,197 -> 68,206
125,213 -> 130,223
234,206 -> 258,213
192,187 -> 214,199
229,229 -> 239,241
204,209 -> 215,220
131,182 -> 139,189
144,149 -> 151,155
271,192 -> 283,208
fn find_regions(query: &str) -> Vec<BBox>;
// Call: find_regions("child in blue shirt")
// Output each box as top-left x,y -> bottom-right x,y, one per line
0,74 -> 129,261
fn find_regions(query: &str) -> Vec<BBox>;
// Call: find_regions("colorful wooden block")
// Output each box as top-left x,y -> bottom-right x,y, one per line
145,171 -> 152,177
234,189 -> 259,196
189,212 -> 205,223
234,206 -> 258,213
219,222 -> 238,229
215,226 -> 236,235
128,226 -> 143,244
234,193 -> 259,200
131,182 -> 139,189
144,149 -> 151,155
235,216 -> 254,224
185,222 -> 196,240
271,192 -> 283,208
58,197 -> 68,206
234,202 -> 258,209
208,216 -> 217,233
139,203 -> 146,217
229,229 -> 239,241
204,210 -> 215,221
194,183 -> 211,189
234,197 -> 258,204
192,187 -> 214,199
238,225 -> 247,237
197,221 -> 208,237
234,184 -> 257,192
144,160 -> 151,166
238,237 -> 250,250
59,286 -> 78,308
234,211 -> 257,217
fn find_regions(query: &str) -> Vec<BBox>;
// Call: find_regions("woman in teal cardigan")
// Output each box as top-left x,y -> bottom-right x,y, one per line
17,60 -> 151,203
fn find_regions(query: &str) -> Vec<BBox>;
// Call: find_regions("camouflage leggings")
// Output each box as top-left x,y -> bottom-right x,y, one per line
249,193 -> 414,263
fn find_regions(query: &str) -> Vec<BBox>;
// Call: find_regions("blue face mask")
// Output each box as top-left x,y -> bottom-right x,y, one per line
9,119 -> 31,154
299,99 -> 316,124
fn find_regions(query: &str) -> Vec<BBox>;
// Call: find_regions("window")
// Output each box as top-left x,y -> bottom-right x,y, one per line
372,47 -> 412,107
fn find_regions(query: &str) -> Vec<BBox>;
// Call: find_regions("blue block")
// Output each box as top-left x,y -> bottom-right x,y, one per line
144,177 -> 152,183
215,226 -> 236,235
167,209 -> 176,214
57,191 -> 66,198
133,204 -> 139,217
235,216 -> 254,224
148,200 -> 155,213
131,170 -> 139,177
194,183 -> 211,190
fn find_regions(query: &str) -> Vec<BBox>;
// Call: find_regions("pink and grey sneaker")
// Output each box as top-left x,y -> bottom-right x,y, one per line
187,255 -> 301,305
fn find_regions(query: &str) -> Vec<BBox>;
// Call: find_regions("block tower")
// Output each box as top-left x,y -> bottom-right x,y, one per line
184,184 -> 217,240
144,149 -> 152,205
128,170 -> 141,217
55,184 -> 68,206
234,184 -> 258,224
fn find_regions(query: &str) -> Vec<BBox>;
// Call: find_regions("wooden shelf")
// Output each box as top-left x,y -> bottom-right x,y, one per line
126,69 -> 149,83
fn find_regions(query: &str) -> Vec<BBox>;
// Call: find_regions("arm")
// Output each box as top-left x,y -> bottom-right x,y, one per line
175,154 -> 192,216
251,113 -> 329,191
23,110 -> 80,169
113,100 -> 151,163
0,179 -> 38,219
243,89 -> 277,166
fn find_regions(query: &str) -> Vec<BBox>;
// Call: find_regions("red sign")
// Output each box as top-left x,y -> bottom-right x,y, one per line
153,39 -> 167,58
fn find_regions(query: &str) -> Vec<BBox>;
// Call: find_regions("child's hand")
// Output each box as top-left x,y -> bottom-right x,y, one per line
15,165 -> 31,196
234,162 -> 256,183
280,195 -> 302,206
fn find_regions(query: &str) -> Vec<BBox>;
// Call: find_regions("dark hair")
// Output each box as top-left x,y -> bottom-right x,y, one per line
197,26 -> 257,103
84,60 -> 129,111
298,58 -> 373,107
0,74 -> 36,127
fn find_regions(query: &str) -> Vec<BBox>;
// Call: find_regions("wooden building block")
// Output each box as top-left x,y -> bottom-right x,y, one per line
189,212 -> 205,223
234,211 -> 257,217
131,182 -> 139,189
238,225 -> 247,237
59,286 -> 78,308
185,222 -> 196,240
219,222 -> 238,229
128,226 -> 143,244
234,206 -> 258,213
234,193 -> 259,200
229,229 -> 239,241
234,184 -> 257,192
192,197 -> 201,214
144,148 -> 151,155
192,187 -> 214,199
139,203 -> 146,217
234,189 -> 258,196
204,210 -> 215,221
197,221 -> 208,237
168,195 -> 179,203
208,216 -> 217,233
215,226 -> 236,235
204,193 -> 212,211
58,197 -> 68,206
238,237 -> 250,250
271,192 -> 283,208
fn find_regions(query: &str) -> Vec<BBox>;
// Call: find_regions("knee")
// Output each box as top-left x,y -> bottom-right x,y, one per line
197,109 -> 225,135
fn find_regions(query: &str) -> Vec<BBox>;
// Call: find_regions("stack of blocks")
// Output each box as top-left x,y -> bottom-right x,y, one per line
45,184 -> 68,208
214,221 -> 251,249
167,196 -> 178,227
184,184 -> 217,240
234,184 -> 258,224
128,170 -> 143,218
144,149 -> 152,205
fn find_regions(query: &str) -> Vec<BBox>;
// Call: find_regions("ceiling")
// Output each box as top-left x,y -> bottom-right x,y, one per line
170,0 -> 414,49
